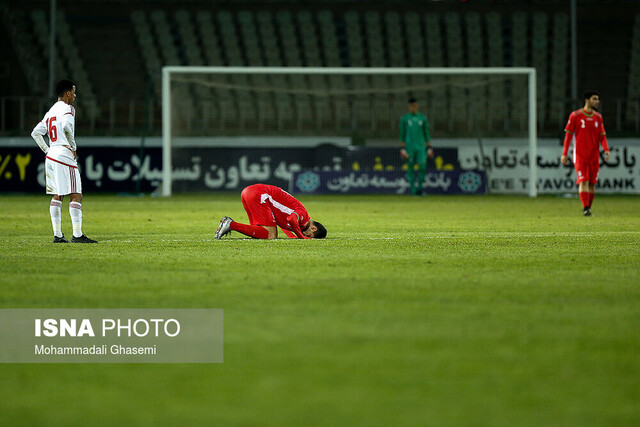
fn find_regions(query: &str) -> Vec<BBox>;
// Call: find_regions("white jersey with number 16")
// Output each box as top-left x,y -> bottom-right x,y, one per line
32,101 -> 76,152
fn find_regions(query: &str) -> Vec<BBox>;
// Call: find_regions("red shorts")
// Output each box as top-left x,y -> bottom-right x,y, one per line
574,157 -> 599,185
240,185 -> 276,227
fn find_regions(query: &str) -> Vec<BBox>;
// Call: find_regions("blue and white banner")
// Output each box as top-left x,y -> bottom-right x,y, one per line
0,146 -> 458,193
291,170 -> 486,195
459,145 -> 640,194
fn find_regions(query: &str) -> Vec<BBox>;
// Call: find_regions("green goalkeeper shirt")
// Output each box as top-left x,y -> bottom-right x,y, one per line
399,112 -> 430,150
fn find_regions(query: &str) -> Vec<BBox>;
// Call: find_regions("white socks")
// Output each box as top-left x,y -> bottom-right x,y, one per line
49,199 -> 85,238
49,199 -> 62,238
69,202 -> 83,238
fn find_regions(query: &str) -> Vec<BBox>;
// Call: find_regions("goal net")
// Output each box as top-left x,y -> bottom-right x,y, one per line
162,67 -> 537,196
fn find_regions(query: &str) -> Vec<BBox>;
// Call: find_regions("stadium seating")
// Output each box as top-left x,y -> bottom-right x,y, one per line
194,11 -> 233,128
281,11 -> 315,128
404,12 -> 426,67
131,10 -> 162,99
363,11 -> 389,128
29,9 -> 99,120
465,12 -> 487,126
296,11 -> 333,128
550,13 -> 570,128
256,11 -> 290,128
195,11 -> 223,66
422,13 -> 445,129
176,10 -> 203,66
385,12 -> 409,125
531,12 -> 549,125
510,12 -> 529,130
1,4 -> 637,136
30,10 -> 71,89
55,11 -> 99,120
0,5 -> 46,95
150,11 -> 180,66
485,12 -> 506,130
628,13 -> 640,126
342,11 -> 370,129
317,10 -> 349,128
443,12 -> 466,130
234,10 -> 261,125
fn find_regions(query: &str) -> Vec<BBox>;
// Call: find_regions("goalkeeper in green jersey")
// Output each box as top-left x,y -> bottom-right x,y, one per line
399,97 -> 434,195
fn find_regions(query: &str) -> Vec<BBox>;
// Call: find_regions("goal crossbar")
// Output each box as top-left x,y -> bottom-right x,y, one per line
162,66 -> 537,196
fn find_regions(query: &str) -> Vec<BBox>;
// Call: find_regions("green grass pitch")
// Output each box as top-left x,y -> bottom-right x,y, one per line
1,193 -> 639,425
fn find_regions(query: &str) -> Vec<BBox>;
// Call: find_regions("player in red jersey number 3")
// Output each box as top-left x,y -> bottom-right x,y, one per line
561,90 -> 610,216
215,184 -> 327,240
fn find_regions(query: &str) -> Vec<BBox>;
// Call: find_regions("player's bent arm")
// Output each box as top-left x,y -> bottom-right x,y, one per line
32,132 -> 49,154
63,117 -> 77,151
31,122 -> 49,154
285,213 -> 311,239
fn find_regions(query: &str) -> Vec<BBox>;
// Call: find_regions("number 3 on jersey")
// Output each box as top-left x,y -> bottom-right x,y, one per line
46,116 -> 57,142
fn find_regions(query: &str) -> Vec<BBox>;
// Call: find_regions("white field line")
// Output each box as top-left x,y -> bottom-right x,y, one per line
96,230 -> 640,243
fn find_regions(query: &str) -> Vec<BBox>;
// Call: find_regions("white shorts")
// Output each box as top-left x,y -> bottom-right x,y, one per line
45,146 -> 82,195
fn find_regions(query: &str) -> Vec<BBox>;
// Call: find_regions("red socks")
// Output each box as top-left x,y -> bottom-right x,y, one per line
230,221 -> 269,239
579,192 -> 590,208
579,191 -> 595,208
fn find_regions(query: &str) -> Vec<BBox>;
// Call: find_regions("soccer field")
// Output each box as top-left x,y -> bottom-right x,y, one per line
0,194 -> 639,425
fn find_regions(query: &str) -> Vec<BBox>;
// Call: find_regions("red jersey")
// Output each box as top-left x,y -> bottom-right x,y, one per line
243,184 -> 311,238
563,108 -> 609,162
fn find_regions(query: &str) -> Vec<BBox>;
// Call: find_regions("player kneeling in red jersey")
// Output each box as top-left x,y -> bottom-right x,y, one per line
215,184 -> 327,240
561,90 -> 610,216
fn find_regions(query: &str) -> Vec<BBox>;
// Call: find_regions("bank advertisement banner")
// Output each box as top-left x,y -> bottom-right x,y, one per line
170,146 -> 458,192
0,146 -> 458,193
291,170 -> 486,195
459,145 -> 640,194
0,147 -> 162,193
3,143 -> 637,194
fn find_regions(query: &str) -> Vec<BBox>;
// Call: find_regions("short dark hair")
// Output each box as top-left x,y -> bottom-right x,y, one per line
583,90 -> 600,101
312,221 -> 327,239
55,79 -> 75,98
408,97 -> 417,104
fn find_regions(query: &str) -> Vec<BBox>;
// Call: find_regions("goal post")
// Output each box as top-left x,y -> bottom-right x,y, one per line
162,66 -> 537,197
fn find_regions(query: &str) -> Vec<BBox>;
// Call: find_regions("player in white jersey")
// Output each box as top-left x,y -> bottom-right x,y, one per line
31,79 -> 97,243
